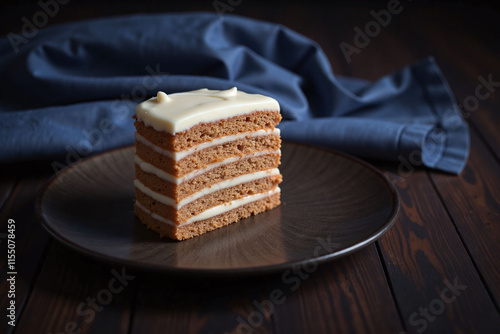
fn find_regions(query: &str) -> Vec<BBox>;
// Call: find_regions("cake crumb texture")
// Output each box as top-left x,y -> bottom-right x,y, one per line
133,88 -> 282,241
134,193 -> 280,240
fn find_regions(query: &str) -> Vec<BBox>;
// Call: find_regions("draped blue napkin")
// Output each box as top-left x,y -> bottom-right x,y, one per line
0,13 -> 469,174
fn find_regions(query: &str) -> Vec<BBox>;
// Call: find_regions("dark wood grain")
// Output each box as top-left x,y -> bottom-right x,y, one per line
379,0 -> 500,317
0,165 -> 52,334
377,165 -> 500,333
331,5 -> 500,331
14,241 -> 135,334
272,245 -> 404,333
429,129 -> 500,309
131,273 -> 275,334
471,100 -> 500,162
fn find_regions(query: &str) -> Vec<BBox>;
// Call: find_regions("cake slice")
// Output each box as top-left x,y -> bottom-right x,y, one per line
133,87 -> 282,240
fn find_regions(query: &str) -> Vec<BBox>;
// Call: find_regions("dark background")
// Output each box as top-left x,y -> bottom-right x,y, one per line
1,0 -> 499,81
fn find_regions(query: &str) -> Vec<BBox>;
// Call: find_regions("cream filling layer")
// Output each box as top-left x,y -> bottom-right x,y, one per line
135,128 -> 280,161
134,149 -> 281,185
134,168 -> 280,209
135,187 -> 280,226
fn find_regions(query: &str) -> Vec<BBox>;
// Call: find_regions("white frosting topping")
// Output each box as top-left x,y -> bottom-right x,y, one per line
135,187 -> 280,226
135,88 -> 280,134
135,128 -> 280,161
134,168 -> 280,209
134,149 -> 281,184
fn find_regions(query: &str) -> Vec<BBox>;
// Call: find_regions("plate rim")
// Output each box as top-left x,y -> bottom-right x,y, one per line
35,142 -> 400,276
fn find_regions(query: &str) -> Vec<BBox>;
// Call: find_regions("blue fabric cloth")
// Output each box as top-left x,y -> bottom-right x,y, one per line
0,13 -> 469,174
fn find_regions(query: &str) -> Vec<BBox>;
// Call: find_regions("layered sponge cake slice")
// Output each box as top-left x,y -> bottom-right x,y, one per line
133,87 -> 282,240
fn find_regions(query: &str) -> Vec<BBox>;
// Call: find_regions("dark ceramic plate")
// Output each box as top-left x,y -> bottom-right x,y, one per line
36,142 -> 400,276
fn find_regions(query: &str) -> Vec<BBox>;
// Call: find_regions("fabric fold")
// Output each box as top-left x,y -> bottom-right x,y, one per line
0,13 -> 469,174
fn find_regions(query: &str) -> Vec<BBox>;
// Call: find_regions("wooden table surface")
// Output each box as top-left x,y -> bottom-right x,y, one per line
1,1 -> 499,333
